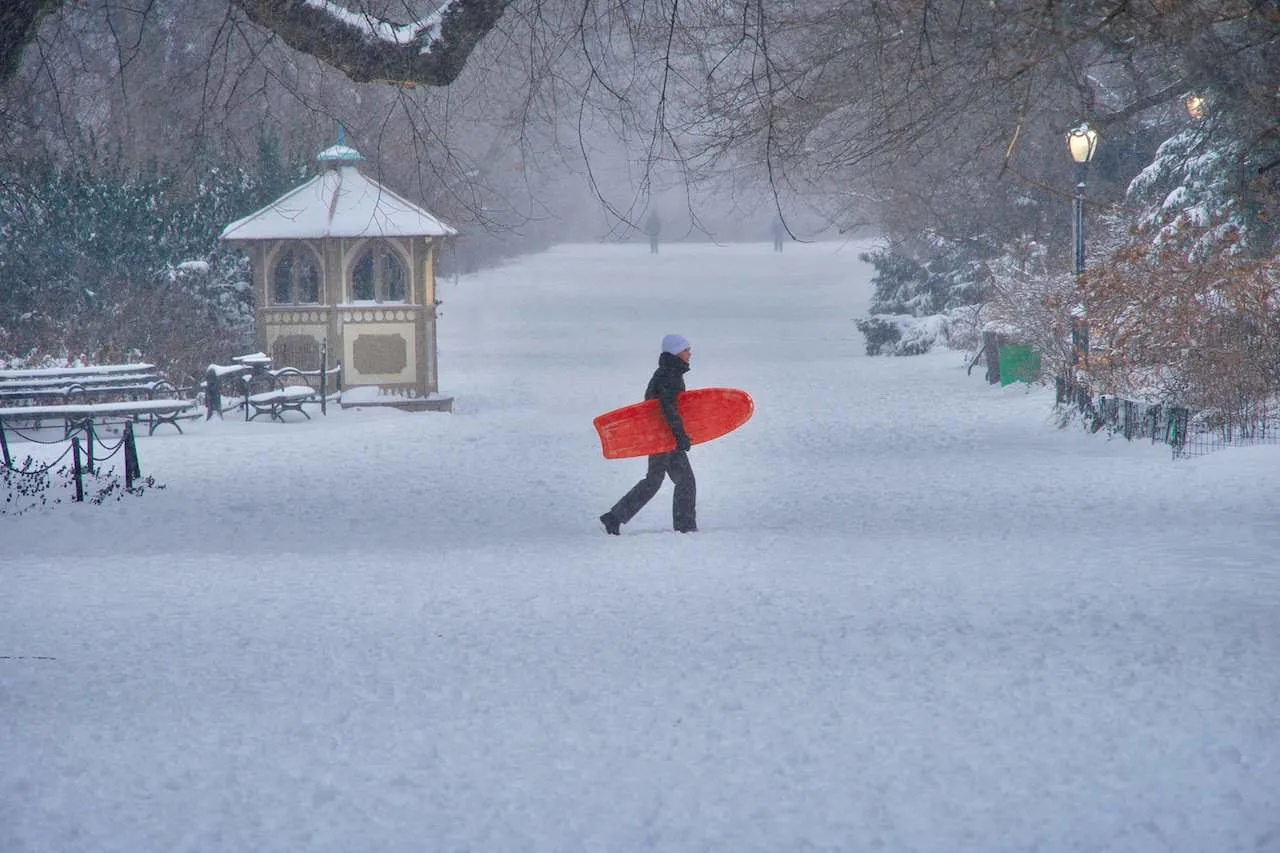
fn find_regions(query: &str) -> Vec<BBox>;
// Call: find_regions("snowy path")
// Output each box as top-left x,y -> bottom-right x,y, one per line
3,242 -> 1278,852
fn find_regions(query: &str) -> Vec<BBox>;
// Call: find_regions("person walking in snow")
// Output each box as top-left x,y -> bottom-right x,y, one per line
645,211 -> 662,254
600,334 -> 697,534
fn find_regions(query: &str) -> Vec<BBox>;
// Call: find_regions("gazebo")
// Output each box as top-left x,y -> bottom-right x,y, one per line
220,143 -> 457,411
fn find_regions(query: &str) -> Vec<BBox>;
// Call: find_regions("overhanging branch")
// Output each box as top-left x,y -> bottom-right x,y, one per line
232,0 -> 511,86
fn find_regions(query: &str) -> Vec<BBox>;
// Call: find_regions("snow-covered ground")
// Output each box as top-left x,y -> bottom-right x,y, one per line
3,241 -> 1278,853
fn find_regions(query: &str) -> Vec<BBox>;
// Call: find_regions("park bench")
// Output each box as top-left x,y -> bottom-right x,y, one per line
0,363 -> 174,405
244,366 -> 341,421
202,354 -> 341,422
246,383 -> 319,421
0,363 -> 197,437
0,398 -> 198,438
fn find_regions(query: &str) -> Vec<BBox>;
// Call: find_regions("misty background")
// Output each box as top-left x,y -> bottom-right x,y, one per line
1,1 -> 1278,412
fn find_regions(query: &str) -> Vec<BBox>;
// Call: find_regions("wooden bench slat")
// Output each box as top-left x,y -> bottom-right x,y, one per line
0,399 -> 195,418
0,363 -> 156,380
248,387 -> 317,404
0,382 -> 164,398
0,374 -> 161,390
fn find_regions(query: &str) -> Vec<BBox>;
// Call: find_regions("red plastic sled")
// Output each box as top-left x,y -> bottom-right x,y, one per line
593,387 -> 754,460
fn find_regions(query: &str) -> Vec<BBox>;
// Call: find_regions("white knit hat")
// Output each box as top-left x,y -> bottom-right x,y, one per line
661,334 -> 692,355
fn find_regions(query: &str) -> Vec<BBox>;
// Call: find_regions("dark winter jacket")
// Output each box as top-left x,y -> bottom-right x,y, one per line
644,351 -> 691,450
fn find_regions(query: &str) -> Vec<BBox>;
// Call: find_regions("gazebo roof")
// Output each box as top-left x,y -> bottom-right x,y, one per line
220,150 -> 457,242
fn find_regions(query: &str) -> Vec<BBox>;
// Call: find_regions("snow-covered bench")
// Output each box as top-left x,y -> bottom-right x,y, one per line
246,385 -> 319,421
203,355 -> 341,423
243,365 -> 341,422
0,363 -> 174,405
0,398 -> 199,437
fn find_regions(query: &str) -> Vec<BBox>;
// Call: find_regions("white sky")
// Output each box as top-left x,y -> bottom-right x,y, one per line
2,240 -> 1278,852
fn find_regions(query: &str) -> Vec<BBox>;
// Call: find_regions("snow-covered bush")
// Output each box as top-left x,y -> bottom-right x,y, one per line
860,239 -> 988,316
1079,234 -> 1280,417
981,238 -> 1077,383
855,314 -> 954,356
854,236 -> 989,356
1068,106 -> 1280,416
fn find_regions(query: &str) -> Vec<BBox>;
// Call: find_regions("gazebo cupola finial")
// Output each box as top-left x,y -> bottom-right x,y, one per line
317,124 -> 363,167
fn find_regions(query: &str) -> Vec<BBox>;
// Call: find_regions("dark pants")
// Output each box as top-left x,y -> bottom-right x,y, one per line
610,451 -> 696,531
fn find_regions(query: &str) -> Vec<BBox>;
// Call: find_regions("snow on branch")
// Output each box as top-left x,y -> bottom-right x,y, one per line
302,0 -> 443,47
234,0 -> 509,86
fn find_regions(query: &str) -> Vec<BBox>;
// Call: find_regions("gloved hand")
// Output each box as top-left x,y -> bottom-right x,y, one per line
675,435 -> 691,453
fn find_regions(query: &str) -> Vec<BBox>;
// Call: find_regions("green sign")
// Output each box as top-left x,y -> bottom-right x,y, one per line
998,345 -> 1040,386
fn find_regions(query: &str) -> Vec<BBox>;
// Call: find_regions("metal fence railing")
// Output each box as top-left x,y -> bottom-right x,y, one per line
1,420 -> 147,512
1054,376 -> 1280,459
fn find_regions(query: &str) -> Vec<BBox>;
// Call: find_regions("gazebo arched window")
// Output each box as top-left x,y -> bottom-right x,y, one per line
271,247 -> 321,305
350,242 -> 407,303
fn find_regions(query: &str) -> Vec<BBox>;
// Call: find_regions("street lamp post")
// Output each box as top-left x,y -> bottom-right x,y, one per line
1066,123 -> 1099,276
1066,123 -> 1099,367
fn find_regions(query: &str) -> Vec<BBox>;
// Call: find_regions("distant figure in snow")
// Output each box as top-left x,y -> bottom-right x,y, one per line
600,334 -> 697,535
645,211 -> 662,254
771,215 -> 786,252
